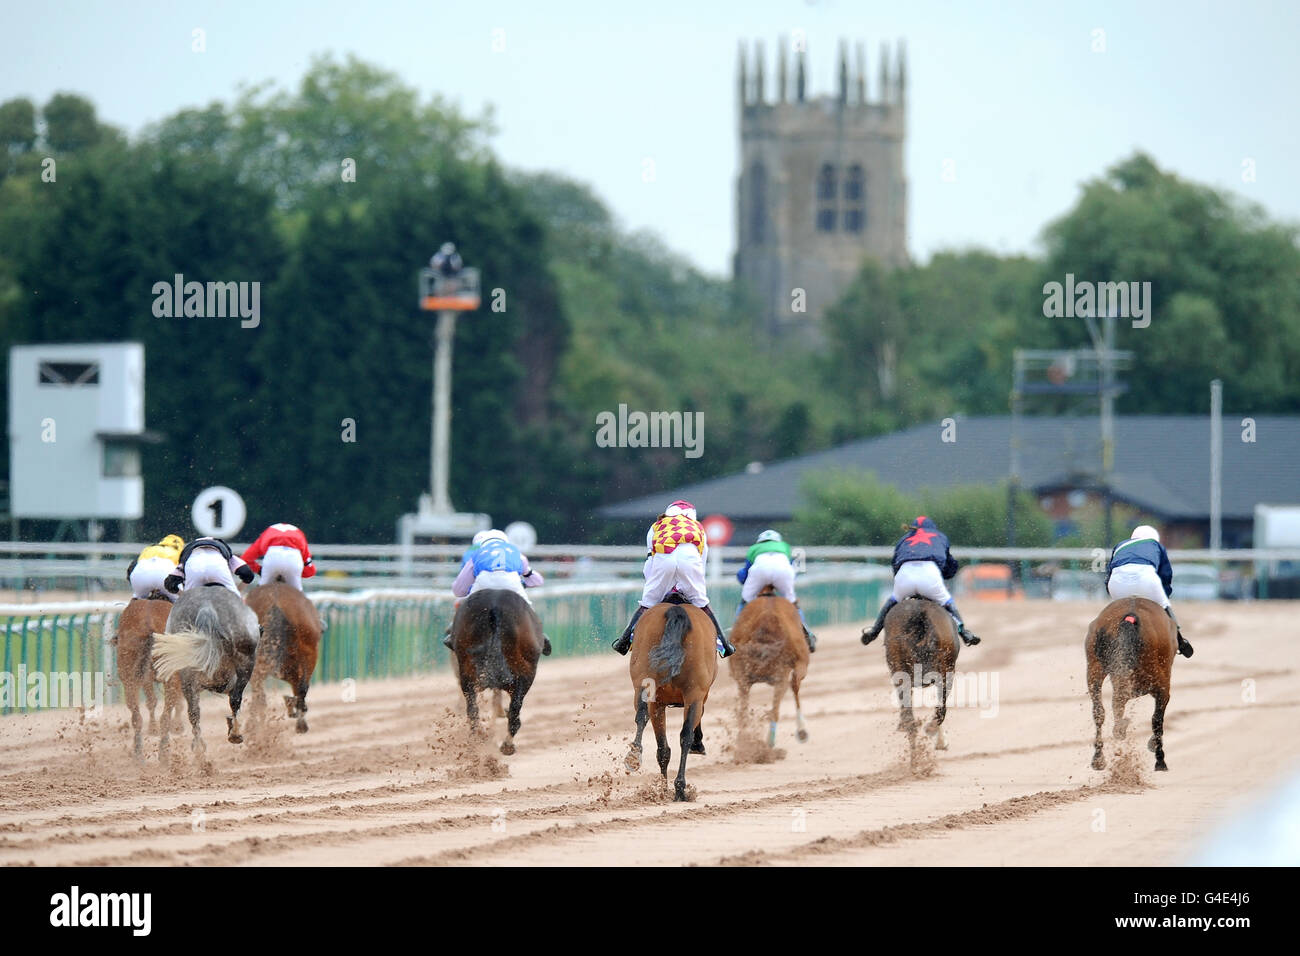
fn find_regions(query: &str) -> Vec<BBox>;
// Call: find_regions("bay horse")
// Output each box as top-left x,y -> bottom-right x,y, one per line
624,596 -> 718,801
1085,596 -> 1176,772
883,597 -> 961,759
245,582 -> 322,733
111,597 -> 182,758
151,586 -> 260,756
449,588 -> 546,755
729,585 -> 810,747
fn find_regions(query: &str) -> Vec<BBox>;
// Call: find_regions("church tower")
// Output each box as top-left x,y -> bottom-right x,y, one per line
733,38 -> 909,342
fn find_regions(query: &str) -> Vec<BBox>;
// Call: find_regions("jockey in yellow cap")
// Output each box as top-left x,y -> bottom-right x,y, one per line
126,534 -> 185,602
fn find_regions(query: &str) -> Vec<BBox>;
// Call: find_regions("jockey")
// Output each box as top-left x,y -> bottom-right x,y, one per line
734,530 -> 816,652
165,536 -> 256,596
1105,525 -> 1193,658
612,500 -> 734,659
861,516 -> 981,647
126,534 -> 185,601
443,530 -> 550,655
242,522 -> 316,590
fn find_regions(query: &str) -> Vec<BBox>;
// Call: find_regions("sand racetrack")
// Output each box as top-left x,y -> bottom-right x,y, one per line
2,600 -> 1297,866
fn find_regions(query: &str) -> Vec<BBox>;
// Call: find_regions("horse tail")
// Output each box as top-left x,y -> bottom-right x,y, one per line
1099,598 -> 1142,672
151,604 -> 225,681
904,602 -> 933,650
469,600 -> 513,688
648,605 -> 690,680
264,604 -> 290,666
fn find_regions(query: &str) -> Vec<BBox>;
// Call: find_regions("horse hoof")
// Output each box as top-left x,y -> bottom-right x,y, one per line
1147,736 -> 1159,753
796,729 -> 809,743
228,733 -> 244,744
295,718 -> 309,734
1091,756 -> 1105,771
674,785 -> 688,802
500,740 -> 516,756
935,737 -> 949,751
624,747 -> 642,772
1154,761 -> 1168,772
690,742 -> 706,755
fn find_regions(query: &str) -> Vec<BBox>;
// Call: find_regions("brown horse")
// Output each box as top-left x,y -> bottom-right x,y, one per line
883,597 -> 961,759
625,597 -> 718,801
729,585 -> 810,747
245,582 -> 322,733
1085,596 -> 1176,772
112,597 -> 182,758
449,588 -> 546,755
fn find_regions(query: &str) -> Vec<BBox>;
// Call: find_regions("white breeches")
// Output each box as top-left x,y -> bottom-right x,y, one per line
470,570 -> 532,605
742,552 -> 797,603
130,556 -> 176,600
641,545 -> 708,608
183,549 -> 240,594
892,560 -> 952,605
1107,565 -> 1170,609
259,546 -> 304,590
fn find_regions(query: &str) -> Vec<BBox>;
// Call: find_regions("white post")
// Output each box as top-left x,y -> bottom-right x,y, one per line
431,310 -> 457,515
1210,379 -> 1223,556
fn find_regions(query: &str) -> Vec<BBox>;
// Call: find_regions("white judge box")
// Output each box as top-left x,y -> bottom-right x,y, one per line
8,342 -> 157,519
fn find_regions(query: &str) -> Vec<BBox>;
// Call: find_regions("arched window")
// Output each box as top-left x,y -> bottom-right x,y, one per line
816,163 -> 837,232
844,164 -> 866,233
748,163 -> 768,244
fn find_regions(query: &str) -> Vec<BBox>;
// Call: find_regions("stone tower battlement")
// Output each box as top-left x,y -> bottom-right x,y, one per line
734,38 -> 909,342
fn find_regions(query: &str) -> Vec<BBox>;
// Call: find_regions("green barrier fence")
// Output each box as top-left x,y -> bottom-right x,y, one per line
2,576 -> 884,714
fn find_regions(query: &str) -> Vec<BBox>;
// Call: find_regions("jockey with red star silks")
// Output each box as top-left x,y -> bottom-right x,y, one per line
611,500 -> 735,659
860,516 -> 980,647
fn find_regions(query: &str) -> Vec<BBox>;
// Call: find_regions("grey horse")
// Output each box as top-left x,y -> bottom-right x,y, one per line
152,585 -> 260,756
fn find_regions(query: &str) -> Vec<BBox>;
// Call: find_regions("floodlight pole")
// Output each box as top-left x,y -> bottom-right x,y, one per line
1210,379 -> 1223,555
430,309 -> 457,515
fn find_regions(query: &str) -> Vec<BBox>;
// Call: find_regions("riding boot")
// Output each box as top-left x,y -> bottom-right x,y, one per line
861,597 -> 897,645
441,623 -> 453,650
794,602 -> 816,653
542,634 -> 553,656
701,604 -> 735,658
612,605 -> 647,655
944,600 -> 981,646
732,599 -> 746,623
1165,606 -> 1193,658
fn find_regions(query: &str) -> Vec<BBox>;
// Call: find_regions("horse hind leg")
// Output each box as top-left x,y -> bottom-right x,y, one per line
792,673 -> 808,743
462,677 -> 483,738
925,669 -> 950,751
1088,668 -> 1106,770
500,675 -> 532,756
1149,686 -> 1170,772
768,677 -> 788,748
183,681 -> 205,756
125,683 -> 144,759
675,701 -> 701,802
1111,680 -> 1131,740
287,677 -> 310,733
143,681 -> 158,736
626,686 -> 650,771
652,702 -> 670,779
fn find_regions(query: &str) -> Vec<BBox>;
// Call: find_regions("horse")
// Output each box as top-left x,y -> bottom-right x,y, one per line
729,585 -> 810,747
448,587 -> 546,755
151,585 -> 260,756
111,596 -> 182,758
883,597 -> 961,758
624,596 -> 718,801
1085,596 -> 1176,772
244,581 -> 322,733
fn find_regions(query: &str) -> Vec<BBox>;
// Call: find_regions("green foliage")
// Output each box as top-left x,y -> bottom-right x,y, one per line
791,470 -> 1052,547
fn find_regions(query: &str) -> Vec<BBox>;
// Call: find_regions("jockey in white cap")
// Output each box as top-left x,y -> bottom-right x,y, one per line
1105,525 -> 1193,657
734,530 -> 816,652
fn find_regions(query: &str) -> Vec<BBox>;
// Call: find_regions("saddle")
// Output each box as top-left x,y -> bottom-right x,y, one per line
660,590 -> 691,606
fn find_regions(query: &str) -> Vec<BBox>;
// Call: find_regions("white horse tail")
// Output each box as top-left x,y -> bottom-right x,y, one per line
152,605 -> 225,680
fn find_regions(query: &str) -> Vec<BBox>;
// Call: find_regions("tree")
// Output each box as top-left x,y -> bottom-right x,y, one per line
42,93 -> 103,153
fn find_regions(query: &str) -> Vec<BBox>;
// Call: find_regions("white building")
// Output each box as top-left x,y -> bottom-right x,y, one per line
8,343 -> 150,521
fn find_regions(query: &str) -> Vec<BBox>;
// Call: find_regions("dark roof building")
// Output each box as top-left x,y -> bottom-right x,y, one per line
598,415 -> 1300,546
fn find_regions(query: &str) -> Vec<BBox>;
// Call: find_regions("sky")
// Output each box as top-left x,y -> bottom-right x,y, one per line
2,0 -> 1298,276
